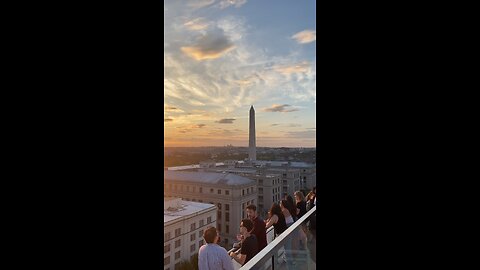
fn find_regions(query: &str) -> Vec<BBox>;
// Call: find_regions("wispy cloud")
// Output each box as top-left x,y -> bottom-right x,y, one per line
274,61 -> 311,75
216,118 -> 236,124
285,130 -> 316,138
164,118 -> 174,122
218,0 -> 247,9
292,30 -> 316,44
263,104 -> 299,113
184,18 -> 210,31
188,0 -> 216,9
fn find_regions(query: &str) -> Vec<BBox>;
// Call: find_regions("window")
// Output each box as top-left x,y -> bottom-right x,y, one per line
225,204 -> 229,211
247,188 -> 250,194
210,188 -> 214,193
226,225 -> 229,234
191,233 -> 195,241
242,189 -> 245,196
259,195 -> 263,201
226,190 -> 229,195
191,223 -> 196,231
165,232 -> 171,241
273,196 -> 275,202
199,240 -> 203,248
199,219 -> 204,227
190,244 -> 196,252
259,179 -> 263,185
175,228 -> 181,237
199,230 -> 203,237
164,244 -> 170,253
164,256 -> 170,266
199,200 -> 203,202
175,239 -> 181,248
217,223 -> 221,232
225,212 -> 229,222
217,211 -> 221,219
259,188 -> 263,194
217,203 -> 222,210
207,217 -> 211,223
199,187 -> 202,193
175,251 -> 180,260
218,189 -> 221,194
272,188 -> 275,194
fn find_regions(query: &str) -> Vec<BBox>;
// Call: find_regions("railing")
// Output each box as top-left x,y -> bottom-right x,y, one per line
230,206 -> 317,270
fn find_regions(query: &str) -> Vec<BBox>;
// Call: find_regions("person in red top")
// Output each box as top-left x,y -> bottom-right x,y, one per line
245,204 -> 267,251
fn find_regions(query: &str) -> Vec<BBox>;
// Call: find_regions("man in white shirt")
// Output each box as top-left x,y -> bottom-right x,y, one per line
198,227 -> 234,270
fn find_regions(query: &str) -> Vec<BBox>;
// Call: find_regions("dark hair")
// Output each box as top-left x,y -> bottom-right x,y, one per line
241,218 -> 254,232
246,204 -> 257,212
281,199 -> 297,219
269,203 -> 282,218
203,226 -> 217,244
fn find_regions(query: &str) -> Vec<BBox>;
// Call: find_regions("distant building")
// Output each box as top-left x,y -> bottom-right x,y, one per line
163,197 -> 216,270
164,171 -> 257,247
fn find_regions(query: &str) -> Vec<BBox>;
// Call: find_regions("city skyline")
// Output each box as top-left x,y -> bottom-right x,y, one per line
164,0 -> 316,147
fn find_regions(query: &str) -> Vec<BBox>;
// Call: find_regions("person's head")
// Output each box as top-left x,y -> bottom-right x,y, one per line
246,204 -> 257,219
306,191 -> 314,200
269,203 -> 282,217
203,226 -> 219,244
280,199 -> 288,210
281,198 -> 296,217
312,186 -> 316,194
286,195 -> 295,207
294,191 -> 305,202
240,219 -> 254,235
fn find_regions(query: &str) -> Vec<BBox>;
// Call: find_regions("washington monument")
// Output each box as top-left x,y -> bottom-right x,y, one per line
249,105 -> 256,161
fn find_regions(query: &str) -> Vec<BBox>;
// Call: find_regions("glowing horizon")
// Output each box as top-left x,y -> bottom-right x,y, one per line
164,0 -> 316,147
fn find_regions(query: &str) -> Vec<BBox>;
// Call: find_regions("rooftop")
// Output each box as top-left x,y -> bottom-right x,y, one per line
163,198 -> 216,224
164,171 -> 255,186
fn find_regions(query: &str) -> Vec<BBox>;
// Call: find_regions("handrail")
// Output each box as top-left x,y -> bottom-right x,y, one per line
239,205 -> 316,270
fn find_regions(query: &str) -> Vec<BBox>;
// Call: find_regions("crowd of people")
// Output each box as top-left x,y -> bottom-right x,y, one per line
198,186 -> 317,270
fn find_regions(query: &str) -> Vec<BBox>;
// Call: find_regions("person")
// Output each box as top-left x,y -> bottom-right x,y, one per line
229,219 -> 258,266
198,227 -> 234,270
285,195 -> 298,222
265,203 -> 287,237
294,191 -> 307,219
280,199 -> 295,227
246,204 -> 267,251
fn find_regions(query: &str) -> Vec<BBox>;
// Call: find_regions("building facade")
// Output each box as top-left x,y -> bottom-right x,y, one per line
164,171 -> 257,248
164,197 -> 217,270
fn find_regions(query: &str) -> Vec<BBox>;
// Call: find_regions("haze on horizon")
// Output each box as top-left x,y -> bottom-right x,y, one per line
164,0 -> 316,147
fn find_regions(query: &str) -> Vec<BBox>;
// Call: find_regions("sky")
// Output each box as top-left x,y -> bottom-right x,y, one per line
164,0 -> 316,147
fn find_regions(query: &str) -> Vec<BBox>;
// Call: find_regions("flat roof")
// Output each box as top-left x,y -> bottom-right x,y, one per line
164,171 -> 255,186
164,200 -> 216,224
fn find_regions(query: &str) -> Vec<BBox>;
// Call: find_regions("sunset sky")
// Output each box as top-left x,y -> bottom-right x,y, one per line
164,0 -> 316,147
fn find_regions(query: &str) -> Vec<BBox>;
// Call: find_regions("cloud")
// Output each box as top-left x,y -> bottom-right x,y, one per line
216,118 -> 236,124
164,118 -> 173,122
285,130 -> 316,139
263,104 -> 299,113
271,124 -> 279,126
192,124 -> 206,128
288,124 -> 302,127
181,30 -> 235,61
184,18 -> 210,31
218,0 -> 247,9
274,61 -> 311,75
292,30 -> 316,44
165,106 -> 179,111
188,0 -> 216,9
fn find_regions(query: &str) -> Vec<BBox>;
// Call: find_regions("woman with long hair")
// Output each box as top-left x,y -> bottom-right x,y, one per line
294,191 -> 307,219
280,199 -> 295,227
265,203 -> 287,237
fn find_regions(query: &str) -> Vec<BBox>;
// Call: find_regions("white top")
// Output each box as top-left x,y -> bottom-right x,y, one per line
198,243 -> 234,270
285,215 -> 294,225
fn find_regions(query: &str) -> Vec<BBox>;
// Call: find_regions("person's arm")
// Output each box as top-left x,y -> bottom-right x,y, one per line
230,252 -> 246,266
265,214 -> 278,228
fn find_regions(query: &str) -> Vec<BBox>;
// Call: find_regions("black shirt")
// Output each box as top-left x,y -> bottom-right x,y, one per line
296,201 -> 307,219
240,234 -> 258,266
272,213 -> 287,237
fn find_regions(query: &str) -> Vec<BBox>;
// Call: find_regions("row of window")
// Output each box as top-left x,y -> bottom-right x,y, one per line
242,187 -> 254,196
164,216 -> 213,241
164,184 -> 231,195
164,243 -> 198,267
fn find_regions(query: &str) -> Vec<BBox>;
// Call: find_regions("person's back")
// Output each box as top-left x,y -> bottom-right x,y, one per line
252,216 -> 267,250
199,227 -> 234,270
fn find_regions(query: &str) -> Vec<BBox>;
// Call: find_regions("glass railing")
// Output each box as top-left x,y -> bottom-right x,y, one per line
230,206 -> 317,270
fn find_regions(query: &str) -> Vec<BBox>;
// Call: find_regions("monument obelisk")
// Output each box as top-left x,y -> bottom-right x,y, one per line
249,105 -> 256,161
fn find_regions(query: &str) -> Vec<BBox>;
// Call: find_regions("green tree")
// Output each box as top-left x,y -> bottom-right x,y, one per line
190,253 -> 199,270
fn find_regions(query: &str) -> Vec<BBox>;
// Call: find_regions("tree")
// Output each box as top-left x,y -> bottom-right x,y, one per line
190,253 -> 199,270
